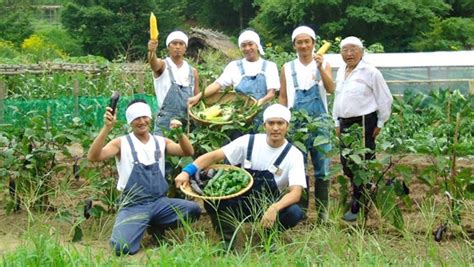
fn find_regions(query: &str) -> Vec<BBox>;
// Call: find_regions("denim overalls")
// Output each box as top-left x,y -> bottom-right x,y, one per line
110,134 -> 200,255
235,60 -> 268,132
290,60 -> 331,208
204,134 -> 305,242
154,59 -> 194,136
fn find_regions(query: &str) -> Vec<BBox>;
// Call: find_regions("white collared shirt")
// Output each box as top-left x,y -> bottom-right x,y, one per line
153,57 -> 194,108
332,60 -> 393,128
215,58 -> 280,90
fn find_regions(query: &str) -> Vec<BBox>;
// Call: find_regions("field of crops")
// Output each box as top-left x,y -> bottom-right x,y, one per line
0,66 -> 473,265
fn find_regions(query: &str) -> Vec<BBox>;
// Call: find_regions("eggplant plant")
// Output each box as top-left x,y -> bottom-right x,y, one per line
337,124 -> 413,230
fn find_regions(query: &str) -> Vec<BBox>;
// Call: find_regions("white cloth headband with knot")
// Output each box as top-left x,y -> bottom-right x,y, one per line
263,104 -> 291,123
126,102 -> 152,124
166,31 -> 188,47
340,36 -> 363,48
238,30 -> 265,55
292,26 -> 316,42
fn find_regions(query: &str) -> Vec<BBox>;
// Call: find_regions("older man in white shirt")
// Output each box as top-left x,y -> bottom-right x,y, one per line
332,36 -> 393,222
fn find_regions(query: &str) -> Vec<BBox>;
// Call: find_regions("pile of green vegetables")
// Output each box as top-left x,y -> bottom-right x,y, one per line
191,95 -> 259,123
203,168 -> 251,196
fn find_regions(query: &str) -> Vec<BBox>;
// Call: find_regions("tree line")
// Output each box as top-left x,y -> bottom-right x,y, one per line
0,0 -> 472,61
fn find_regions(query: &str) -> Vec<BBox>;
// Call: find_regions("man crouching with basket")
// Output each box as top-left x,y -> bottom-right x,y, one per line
88,99 -> 201,256
175,104 -> 306,251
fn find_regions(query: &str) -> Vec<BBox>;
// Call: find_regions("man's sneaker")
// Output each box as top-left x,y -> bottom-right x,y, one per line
342,210 -> 358,222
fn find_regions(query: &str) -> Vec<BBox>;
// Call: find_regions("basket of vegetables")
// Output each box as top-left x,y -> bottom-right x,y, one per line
189,91 -> 259,126
180,164 -> 254,200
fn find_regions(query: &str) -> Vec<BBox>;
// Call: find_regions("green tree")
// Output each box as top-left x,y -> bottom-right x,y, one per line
61,0 -> 187,60
194,0 -> 257,35
251,0 -> 454,52
0,2 -> 34,45
410,17 -> 474,51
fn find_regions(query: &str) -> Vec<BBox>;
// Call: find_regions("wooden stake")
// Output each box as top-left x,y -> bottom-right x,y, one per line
73,79 -> 79,117
0,79 -> 5,124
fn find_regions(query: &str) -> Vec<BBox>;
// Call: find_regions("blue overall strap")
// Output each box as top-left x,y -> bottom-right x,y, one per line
246,134 -> 255,162
237,60 -> 245,76
290,60 -> 299,89
125,134 -> 139,164
151,135 -> 161,162
188,64 -> 194,88
273,141 -> 293,168
261,60 -> 267,72
165,58 -> 177,84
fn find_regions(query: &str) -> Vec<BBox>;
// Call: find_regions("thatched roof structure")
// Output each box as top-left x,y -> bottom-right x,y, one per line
187,27 -> 238,61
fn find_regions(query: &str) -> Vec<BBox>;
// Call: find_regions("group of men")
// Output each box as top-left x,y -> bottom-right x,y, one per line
88,26 -> 393,255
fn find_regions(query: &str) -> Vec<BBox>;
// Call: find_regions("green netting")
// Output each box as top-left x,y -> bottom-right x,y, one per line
2,94 -> 158,129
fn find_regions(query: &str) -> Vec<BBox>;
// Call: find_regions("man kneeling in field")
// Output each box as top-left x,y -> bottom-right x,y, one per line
175,104 -> 306,250
88,99 -> 201,255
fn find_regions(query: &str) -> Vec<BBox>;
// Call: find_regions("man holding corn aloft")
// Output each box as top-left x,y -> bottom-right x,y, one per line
279,26 -> 335,222
148,30 -> 200,136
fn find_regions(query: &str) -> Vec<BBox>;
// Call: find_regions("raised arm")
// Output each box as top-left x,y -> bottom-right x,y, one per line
87,107 -> 121,162
315,54 -> 335,93
148,40 -> 166,78
279,65 -> 288,106
164,120 -> 194,157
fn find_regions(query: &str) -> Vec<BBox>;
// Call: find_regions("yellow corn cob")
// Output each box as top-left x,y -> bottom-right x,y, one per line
150,12 -> 159,40
203,105 -> 221,119
316,42 -> 331,55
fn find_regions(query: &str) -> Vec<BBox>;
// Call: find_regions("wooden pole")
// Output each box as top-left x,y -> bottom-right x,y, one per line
0,79 -> 5,124
73,79 -> 79,117
137,72 -> 144,94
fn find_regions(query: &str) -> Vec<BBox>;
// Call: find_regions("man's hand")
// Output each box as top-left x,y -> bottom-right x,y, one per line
104,107 -> 117,128
175,172 -> 190,188
187,94 -> 200,107
170,119 -> 182,129
373,127 -> 381,138
148,40 -> 158,53
313,53 -> 324,68
260,205 -> 278,229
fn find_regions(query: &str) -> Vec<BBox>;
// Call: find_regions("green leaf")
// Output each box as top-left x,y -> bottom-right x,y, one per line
349,154 -> 363,165
313,135 -> 330,147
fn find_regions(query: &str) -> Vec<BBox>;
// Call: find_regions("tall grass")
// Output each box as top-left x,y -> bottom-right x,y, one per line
1,198 -> 472,266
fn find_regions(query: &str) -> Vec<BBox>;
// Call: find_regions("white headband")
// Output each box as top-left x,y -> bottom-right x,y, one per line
340,36 -> 363,49
125,102 -> 152,124
292,26 -> 316,42
263,104 -> 291,123
238,30 -> 265,55
166,31 -> 188,47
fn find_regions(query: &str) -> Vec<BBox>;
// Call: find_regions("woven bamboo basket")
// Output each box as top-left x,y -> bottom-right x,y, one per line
188,91 -> 258,126
180,164 -> 254,200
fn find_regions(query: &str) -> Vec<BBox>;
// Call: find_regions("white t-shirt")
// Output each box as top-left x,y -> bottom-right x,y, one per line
153,57 -> 194,108
283,59 -> 328,111
222,134 -> 306,192
332,60 -> 393,128
115,133 -> 166,191
215,58 -> 280,91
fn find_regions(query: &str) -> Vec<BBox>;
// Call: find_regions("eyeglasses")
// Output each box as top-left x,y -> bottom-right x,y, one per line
341,47 -> 361,54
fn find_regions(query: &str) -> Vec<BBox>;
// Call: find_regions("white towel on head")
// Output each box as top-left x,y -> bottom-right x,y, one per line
126,102 -> 152,124
238,30 -> 265,55
340,36 -> 363,48
166,31 -> 188,47
292,26 -> 316,42
263,104 -> 291,123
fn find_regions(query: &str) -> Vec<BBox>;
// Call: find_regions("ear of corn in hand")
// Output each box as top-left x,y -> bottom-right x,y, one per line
316,42 -> 331,55
150,12 -> 159,40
